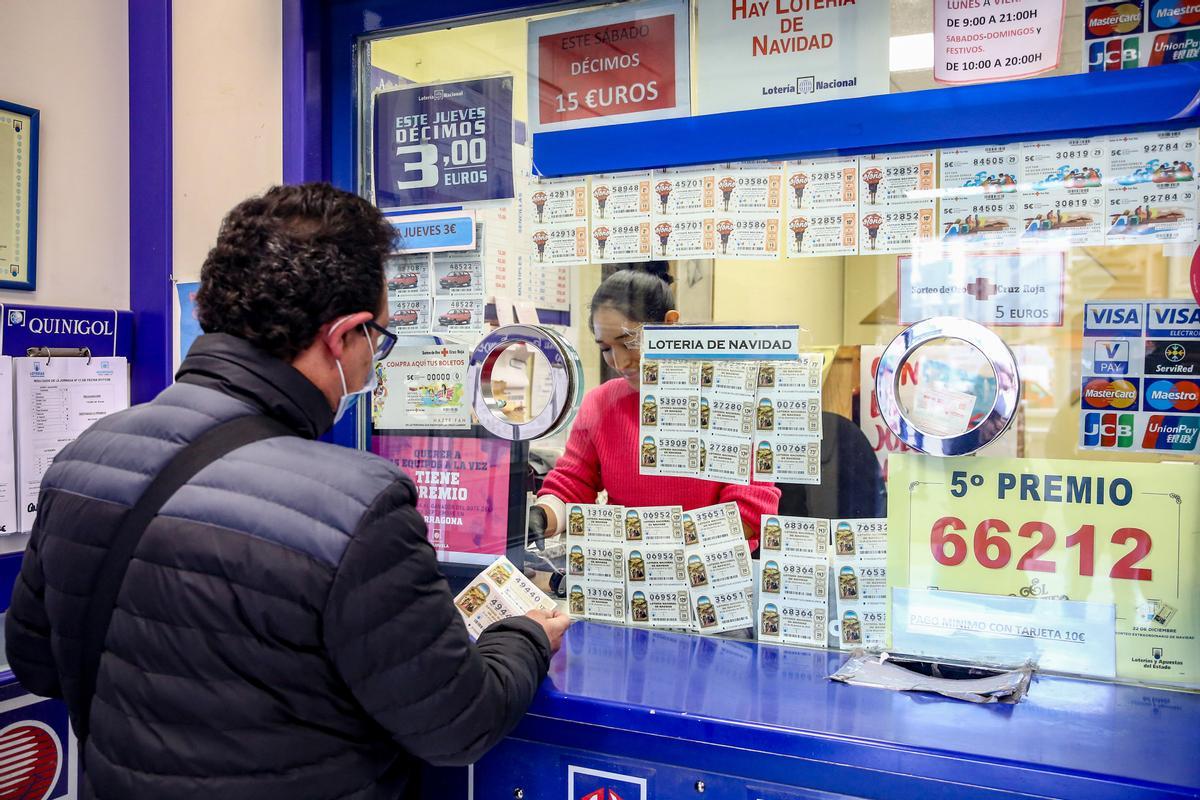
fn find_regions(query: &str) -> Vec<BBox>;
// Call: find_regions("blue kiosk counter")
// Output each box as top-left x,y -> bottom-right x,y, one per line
454,621 -> 1200,800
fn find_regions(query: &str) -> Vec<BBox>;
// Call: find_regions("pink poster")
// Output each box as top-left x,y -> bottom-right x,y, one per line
372,434 -> 511,565
934,0 -> 1065,85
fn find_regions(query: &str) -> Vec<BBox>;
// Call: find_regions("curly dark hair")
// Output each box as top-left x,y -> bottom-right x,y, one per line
195,182 -> 395,361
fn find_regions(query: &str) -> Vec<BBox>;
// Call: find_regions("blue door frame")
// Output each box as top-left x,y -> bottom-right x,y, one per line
127,0 -> 1200,429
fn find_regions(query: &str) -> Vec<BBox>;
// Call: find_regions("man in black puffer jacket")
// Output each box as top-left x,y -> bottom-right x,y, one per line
5,183 -> 569,799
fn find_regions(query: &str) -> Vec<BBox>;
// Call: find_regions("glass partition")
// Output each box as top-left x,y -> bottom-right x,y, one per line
356,1 -> 1199,691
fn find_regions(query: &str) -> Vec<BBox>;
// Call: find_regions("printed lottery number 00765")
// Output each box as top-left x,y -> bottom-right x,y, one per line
930,517 -> 1153,582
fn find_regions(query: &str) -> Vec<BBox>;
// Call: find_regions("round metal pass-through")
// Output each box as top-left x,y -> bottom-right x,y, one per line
875,317 -> 1021,457
468,324 -> 582,441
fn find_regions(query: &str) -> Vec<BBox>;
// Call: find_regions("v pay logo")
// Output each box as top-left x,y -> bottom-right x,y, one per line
1093,339 -> 1130,374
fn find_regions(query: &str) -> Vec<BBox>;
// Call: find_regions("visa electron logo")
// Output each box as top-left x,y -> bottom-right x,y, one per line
1087,2 -> 1145,39
1089,37 -> 1141,70
1143,414 -> 1200,450
1144,379 -> 1200,411
1084,412 -> 1135,447
1082,378 -> 1139,409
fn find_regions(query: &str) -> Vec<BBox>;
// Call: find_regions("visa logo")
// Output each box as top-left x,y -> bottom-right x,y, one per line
1083,412 -> 1135,448
1085,302 -> 1143,337
1146,302 -> 1200,339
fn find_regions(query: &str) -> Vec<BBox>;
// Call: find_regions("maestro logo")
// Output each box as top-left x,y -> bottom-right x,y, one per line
1082,377 -> 1140,409
1086,2 -> 1145,39
1144,379 -> 1200,411
1083,412 -> 1136,448
0,721 -> 63,800
1149,0 -> 1200,29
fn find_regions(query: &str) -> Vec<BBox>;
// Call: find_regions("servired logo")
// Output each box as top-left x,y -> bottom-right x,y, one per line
1082,378 -> 1140,409
1086,2 -> 1145,39
1144,379 -> 1200,411
1143,414 -> 1200,450
1083,412 -> 1135,447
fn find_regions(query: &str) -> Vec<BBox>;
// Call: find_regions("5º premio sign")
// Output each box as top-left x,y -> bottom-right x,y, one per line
888,454 -> 1200,687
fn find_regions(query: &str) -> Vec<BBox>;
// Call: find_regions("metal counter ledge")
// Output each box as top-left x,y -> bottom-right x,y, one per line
451,620 -> 1200,800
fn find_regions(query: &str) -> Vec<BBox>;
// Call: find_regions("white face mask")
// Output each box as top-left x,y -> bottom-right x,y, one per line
333,323 -> 378,424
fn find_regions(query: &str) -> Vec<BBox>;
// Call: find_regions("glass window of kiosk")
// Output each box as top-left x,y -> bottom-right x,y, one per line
356,1 -> 1200,691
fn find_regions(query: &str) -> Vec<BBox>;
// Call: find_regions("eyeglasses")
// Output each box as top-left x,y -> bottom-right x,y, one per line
363,320 -> 397,362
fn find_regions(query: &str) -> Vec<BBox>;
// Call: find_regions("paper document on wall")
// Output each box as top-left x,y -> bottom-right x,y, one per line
15,356 -> 129,532
0,357 -> 15,534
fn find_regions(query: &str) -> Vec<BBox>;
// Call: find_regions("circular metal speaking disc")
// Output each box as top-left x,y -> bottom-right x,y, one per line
875,316 -> 1021,457
468,324 -> 583,442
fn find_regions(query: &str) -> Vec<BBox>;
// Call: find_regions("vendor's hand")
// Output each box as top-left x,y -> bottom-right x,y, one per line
526,608 -> 571,655
527,505 -> 549,549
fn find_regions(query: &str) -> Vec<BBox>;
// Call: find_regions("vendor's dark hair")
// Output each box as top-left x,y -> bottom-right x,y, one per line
195,182 -> 395,361
590,262 -> 676,324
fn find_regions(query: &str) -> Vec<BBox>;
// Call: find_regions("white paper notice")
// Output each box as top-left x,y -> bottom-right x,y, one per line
695,1 -> 890,113
934,0 -> 1064,85
0,357 -> 15,534
15,357 -> 129,532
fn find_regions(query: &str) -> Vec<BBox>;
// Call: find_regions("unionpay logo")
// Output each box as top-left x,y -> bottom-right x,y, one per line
1082,377 -> 1140,410
1143,414 -> 1200,450
1093,340 -> 1131,374
1084,412 -> 1136,448
1144,379 -> 1200,411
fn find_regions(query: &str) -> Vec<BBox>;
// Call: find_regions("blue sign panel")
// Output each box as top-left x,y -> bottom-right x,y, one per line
176,282 -> 202,363
0,304 -> 133,357
0,693 -> 73,799
373,77 -> 514,209
389,212 -> 477,252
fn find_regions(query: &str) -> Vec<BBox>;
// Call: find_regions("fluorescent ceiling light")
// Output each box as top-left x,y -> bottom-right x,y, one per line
890,32 -> 934,72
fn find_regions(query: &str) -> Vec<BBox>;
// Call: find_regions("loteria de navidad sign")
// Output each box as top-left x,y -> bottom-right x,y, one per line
694,0 -> 890,113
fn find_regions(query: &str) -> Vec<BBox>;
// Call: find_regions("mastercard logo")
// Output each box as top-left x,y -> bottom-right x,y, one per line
1088,3 -> 1144,37
1082,378 -> 1139,409
1145,379 -> 1200,411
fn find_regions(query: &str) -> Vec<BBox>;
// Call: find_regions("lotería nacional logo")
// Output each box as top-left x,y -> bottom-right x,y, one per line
0,721 -> 62,800
1081,377 -> 1139,410
568,766 -> 646,800
1083,412 -> 1135,448
1144,379 -> 1200,412
1142,414 -> 1200,450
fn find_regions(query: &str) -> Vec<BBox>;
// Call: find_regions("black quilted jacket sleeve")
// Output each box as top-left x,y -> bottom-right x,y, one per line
322,478 -> 551,767
6,509 -> 64,700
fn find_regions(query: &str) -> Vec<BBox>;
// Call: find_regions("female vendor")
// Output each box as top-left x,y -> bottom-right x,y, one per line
529,265 -> 781,545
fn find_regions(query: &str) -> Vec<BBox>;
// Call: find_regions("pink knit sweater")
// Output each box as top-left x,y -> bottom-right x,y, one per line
539,378 -> 781,540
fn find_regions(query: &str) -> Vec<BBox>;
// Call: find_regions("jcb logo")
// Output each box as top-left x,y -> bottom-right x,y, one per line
1083,412 -> 1135,448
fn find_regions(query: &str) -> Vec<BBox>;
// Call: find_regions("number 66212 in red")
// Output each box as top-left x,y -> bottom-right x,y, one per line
929,517 -> 1152,581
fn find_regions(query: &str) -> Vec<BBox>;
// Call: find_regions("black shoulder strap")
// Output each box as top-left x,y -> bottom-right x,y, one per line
76,413 -> 295,743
